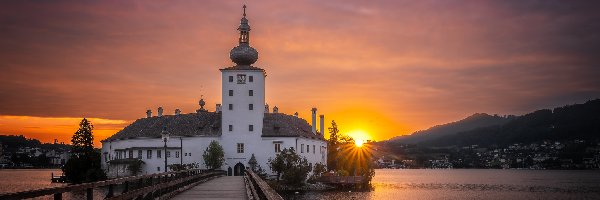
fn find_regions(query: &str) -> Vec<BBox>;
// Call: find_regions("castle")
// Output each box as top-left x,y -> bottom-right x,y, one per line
100,6 -> 327,177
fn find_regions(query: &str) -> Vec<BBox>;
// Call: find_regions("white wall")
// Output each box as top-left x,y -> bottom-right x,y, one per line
101,135 -> 327,178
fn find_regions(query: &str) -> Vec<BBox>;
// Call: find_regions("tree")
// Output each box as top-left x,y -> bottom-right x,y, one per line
71,118 -> 94,155
203,140 -> 225,170
127,160 -> 144,176
268,148 -> 312,186
63,118 -> 106,183
325,120 -> 375,187
327,120 -> 340,170
308,162 -> 327,183
248,154 -> 258,171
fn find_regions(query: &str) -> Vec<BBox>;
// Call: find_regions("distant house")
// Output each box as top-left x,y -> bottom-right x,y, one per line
46,150 -> 70,166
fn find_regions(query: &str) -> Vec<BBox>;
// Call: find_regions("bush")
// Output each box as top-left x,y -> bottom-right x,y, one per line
127,160 -> 144,176
268,148 -> 312,186
63,151 -> 106,183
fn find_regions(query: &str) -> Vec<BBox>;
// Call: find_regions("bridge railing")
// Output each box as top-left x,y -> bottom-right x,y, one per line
244,170 -> 283,200
0,169 -> 226,200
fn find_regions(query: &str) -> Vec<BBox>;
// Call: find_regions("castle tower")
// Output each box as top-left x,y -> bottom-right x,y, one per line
221,5 -> 266,137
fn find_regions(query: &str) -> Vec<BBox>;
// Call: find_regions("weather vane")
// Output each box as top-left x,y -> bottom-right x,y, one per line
243,4 -> 247,17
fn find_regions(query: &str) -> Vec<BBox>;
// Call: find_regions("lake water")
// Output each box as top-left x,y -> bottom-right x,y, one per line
282,169 -> 600,200
0,169 -> 106,199
1,169 -> 599,199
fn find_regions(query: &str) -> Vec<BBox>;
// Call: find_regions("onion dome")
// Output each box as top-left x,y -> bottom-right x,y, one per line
229,5 -> 259,66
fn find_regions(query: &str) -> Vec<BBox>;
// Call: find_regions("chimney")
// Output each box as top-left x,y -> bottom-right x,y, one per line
311,108 -> 317,134
264,104 -> 269,113
216,104 -> 222,113
320,115 -> 324,135
175,109 -> 181,115
157,107 -> 163,117
146,110 -> 152,118
273,106 -> 279,113
294,112 -> 298,118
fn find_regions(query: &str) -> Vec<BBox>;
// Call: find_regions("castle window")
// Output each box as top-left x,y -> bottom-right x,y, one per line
237,143 -> 244,153
138,150 -> 142,159
274,143 -> 281,153
249,104 -> 253,110
166,151 -> 171,158
229,125 -> 233,131
301,144 -> 304,153
229,76 -> 233,82
249,90 -> 253,96
307,145 -> 310,153
157,150 -> 162,158
157,167 -> 161,172
249,76 -> 254,82
237,74 -> 246,84
176,151 -> 180,158
147,150 -> 152,159
229,90 -> 233,96
249,125 -> 254,131
129,150 -> 133,158
229,104 -> 233,110
313,145 -> 315,154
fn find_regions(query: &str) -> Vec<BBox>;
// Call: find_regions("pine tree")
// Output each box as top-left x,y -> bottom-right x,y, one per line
248,153 -> 258,171
71,118 -> 94,155
63,118 -> 106,183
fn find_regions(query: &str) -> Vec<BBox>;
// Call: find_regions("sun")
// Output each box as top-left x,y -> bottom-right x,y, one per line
347,129 -> 370,147
355,139 -> 364,147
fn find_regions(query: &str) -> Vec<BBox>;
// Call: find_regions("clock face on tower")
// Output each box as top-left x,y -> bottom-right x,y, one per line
237,74 -> 246,84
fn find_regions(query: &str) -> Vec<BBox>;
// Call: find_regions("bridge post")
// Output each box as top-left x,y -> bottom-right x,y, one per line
106,184 -> 114,198
123,181 -> 129,193
53,193 -> 62,200
86,188 -> 93,200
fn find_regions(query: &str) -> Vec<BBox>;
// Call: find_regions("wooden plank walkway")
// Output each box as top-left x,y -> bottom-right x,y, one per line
171,176 -> 247,200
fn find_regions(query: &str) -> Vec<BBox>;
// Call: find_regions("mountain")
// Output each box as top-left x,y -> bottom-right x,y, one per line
389,113 -> 514,144
423,99 -> 600,147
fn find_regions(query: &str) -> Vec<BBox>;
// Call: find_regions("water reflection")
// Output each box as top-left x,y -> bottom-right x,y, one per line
282,169 -> 600,200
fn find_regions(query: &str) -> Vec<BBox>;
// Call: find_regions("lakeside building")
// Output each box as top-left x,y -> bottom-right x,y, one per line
100,6 -> 328,178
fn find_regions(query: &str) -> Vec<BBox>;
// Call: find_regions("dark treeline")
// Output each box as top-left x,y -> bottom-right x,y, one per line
423,99 -> 600,147
0,135 -> 70,151
377,99 -> 600,169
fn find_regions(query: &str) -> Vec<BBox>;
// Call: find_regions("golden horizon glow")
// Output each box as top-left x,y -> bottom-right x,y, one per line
346,130 -> 371,142
0,115 -> 129,147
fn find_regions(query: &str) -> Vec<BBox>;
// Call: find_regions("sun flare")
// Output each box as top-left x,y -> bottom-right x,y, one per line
347,129 -> 371,146
355,139 -> 364,147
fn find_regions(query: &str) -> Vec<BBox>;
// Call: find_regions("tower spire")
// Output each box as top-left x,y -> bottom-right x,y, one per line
229,4 -> 258,66
238,5 -> 250,44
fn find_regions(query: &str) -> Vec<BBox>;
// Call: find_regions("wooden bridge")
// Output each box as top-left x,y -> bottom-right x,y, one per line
0,169 -> 282,200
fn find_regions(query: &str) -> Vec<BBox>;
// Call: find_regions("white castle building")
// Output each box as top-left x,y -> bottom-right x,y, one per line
101,6 -> 327,177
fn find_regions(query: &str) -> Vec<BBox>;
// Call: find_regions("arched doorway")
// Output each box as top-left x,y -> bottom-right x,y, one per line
227,167 -> 232,176
234,162 -> 245,176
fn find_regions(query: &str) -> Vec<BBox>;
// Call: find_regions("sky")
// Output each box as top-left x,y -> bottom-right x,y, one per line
0,0 -> 599,146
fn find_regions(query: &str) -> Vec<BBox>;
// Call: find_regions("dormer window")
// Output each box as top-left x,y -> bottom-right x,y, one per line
237,74 -> 246,84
